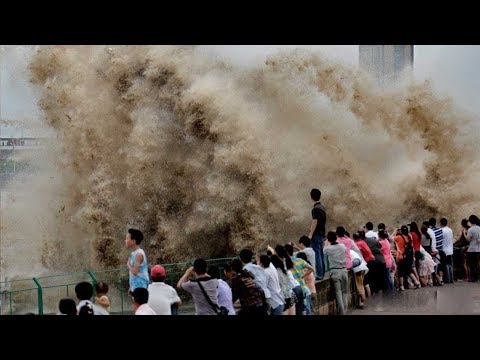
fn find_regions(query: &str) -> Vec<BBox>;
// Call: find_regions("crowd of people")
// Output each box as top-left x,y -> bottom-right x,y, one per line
54,188 -> 480,315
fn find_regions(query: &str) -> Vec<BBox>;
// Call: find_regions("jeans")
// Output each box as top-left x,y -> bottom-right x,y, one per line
443,255 -> 453,283
385,267 -> 394,290
271,304 -> 284,315
312,234 -> 325,279
304,294 -> 313,315
293,285 -> 305,316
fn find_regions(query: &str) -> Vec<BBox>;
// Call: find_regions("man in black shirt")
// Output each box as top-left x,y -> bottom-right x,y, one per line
308,188 -> 326,280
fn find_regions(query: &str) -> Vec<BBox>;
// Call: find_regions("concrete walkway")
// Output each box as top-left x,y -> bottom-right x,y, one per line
351,281 -> 480,315
162,281 -> 480,316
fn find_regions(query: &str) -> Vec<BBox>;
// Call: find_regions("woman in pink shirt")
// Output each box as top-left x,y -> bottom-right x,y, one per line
336,226 -> 355,269
353,234 -> 374,262
378,230 -> 394,290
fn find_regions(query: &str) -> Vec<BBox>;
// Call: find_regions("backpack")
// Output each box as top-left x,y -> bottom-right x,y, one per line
239,274 -> 268,313
401,235 -> 414,263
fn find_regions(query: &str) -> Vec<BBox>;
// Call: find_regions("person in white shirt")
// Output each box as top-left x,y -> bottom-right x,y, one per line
423,221 -> 438,254
148,265 -> 181,315
364,222 -> 378,240
239,249 -> 270,299
207,265 -> 236,315
133,288 -> 156,315
75,282 -> 109,315
440,218 -> 454,283
258,255 -> 285,315
350,249 -> 368,308
463,214 -> 480,282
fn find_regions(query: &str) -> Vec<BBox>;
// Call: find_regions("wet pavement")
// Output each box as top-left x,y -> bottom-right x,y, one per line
177,301 -> 196,315
117,281 -> 480,315
351,281 -> 480,315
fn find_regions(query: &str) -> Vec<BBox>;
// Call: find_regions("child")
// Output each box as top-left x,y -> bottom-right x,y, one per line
125,228 -> 149,294
417,246 -> 437,287
58,298 -> 77,315
95,281 -> 111,313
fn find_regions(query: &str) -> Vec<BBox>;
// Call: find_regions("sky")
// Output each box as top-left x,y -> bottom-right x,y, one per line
1,45 -> 479,137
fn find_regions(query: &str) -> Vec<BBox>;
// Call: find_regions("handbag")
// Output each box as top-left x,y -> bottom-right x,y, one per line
197,279 -> 229,315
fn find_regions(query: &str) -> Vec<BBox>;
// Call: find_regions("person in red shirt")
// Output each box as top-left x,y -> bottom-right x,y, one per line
353,232 -> 373,297
394,226 -> 421,291
408,222 -> 422,284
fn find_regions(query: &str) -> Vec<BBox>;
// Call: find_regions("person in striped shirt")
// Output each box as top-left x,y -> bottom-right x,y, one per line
285,243 -> 314,315
429,218 -> 446,283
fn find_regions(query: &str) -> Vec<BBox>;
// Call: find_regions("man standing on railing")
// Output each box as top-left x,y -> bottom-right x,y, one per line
308,188 -> 326,280
125,228 -> 149,294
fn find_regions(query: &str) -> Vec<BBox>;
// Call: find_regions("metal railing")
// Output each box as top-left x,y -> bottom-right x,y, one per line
0,256 -> 235,315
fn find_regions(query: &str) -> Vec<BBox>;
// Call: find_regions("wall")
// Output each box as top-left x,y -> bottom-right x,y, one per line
312,271 -> 357,315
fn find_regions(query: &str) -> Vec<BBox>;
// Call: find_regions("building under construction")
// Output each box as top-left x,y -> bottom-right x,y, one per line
359,45 -> 414,86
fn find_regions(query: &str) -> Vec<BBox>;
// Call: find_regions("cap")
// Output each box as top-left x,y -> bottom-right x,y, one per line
151,265 -> 166,277
401,225 -> 409,232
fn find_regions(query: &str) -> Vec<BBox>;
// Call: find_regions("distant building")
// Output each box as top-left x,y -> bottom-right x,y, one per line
359,45 -> 414,86
0,137 -> 48,181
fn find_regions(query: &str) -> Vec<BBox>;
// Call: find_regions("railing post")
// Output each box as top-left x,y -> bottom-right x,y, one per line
87,271 -> 97,287
0,277 -> 5,315
121,288 -> 124,315
32,278 -> 43,315
87,271 -> 98,302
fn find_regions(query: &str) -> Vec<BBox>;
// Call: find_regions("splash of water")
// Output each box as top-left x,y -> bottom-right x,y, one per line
2,45 -> 479,276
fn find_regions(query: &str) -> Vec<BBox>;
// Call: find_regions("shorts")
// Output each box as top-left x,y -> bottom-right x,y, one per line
354,271 -> 365,296
398,259 -> 412,278
283,297 -> 294,311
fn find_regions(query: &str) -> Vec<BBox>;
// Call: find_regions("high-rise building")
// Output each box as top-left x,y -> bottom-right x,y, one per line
359,45 -> 414,86
0,46 -> 50,179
